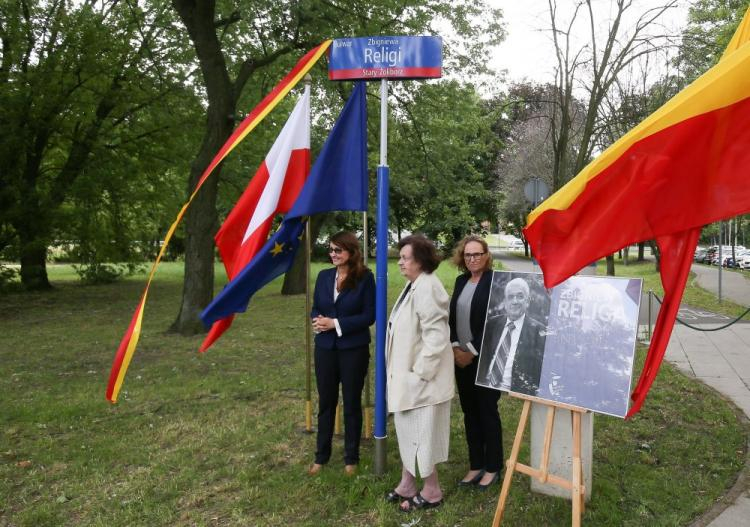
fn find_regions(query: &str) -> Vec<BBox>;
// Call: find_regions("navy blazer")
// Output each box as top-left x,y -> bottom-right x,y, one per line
449,270 -> 493,358
311,268 -> 376,350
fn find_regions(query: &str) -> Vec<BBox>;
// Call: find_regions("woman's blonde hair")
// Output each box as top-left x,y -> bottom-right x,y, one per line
451,235 -> 492,273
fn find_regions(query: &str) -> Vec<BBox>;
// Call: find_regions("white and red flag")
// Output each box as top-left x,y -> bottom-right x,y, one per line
200,86 -> 311,352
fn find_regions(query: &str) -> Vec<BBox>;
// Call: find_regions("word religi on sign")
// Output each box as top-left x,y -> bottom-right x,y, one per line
328,36 -> 442,80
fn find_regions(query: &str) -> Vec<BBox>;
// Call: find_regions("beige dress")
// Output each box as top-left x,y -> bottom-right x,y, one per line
387,272 -> 455,477
394,400 -> 451,477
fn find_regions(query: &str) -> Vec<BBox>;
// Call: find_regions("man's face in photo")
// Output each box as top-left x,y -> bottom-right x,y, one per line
505,280 -> 530,321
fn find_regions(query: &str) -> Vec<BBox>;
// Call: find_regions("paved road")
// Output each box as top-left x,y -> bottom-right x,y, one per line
691,262 -> 750,307
492,250 -> 750,527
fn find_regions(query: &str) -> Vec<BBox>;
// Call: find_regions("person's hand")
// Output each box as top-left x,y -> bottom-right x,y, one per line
453,346 -> 474,368
312,316 -> 335,333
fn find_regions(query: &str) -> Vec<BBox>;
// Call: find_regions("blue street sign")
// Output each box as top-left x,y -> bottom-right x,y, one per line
328,36 -> 442,80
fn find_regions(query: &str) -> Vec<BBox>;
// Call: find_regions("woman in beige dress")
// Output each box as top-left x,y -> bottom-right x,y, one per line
385,234 -> 455,512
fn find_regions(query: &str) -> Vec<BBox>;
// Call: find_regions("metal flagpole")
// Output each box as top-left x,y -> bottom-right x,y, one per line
326,34 -> 442,475
363,211 -> 373,438
304,219 -> 313,433
719,221 -> 723,303
374,78 -> 389,475
303,74 -> 314,434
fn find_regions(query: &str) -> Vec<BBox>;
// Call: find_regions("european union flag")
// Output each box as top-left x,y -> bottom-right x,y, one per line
201,82 -> 368,326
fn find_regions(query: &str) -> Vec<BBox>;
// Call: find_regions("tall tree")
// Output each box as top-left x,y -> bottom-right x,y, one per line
494,83 -> 584,251
677,0 -> 749,83
171,0 -> 504,333
387,81 -> 502,250
545,0 -> 679,275
546,0 -> 679,190
0,0 -> 189,289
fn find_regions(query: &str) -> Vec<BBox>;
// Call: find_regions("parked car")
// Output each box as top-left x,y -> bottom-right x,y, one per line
704,246 -> 718,264
509,239 -> 525,250
708,248 -> 749,267
729,250 -> 750,268
705,246 -> 742,265
694,249 -> 707,262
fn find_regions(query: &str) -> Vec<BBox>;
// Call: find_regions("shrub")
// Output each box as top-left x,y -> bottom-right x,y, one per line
72,261 -> 142,285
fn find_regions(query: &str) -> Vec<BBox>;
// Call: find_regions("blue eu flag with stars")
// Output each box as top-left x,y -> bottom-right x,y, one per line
201,82 -> 368,327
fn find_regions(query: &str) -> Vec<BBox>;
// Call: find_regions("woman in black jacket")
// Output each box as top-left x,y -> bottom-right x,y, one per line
448,235 -> 503,490
309,231 -> 375,476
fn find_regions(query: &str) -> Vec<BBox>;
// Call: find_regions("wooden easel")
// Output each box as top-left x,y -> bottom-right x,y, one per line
493,394 -> 589,527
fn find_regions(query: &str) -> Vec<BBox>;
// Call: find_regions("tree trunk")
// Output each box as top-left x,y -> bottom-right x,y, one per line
637,242 -> 645,261
623,245 -> 629,266
282,215 -> 324,295
170,172 -> 220,335
17,131 -> 51,290
170,0 -> 234,335
18,227 -> 51,290
606,254 -> 615,276
649,240 -> 661,272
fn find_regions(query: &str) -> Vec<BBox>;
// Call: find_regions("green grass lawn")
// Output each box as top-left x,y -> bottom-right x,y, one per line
0,261 -> 746,526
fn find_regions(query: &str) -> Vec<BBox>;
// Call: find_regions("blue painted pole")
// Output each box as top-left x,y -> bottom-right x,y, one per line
374,166 -> 389,434
373,79 -> 389,475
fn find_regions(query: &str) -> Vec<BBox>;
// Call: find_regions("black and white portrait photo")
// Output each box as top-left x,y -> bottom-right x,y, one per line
475,271 -> 642,417
475,272 -> 550,396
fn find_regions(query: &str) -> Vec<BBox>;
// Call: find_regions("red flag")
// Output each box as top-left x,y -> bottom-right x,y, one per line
523,9 -> 750,417
199,88 -> 311,352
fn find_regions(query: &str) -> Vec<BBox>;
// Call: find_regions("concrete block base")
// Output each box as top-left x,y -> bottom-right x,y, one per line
529,403 -> 593,501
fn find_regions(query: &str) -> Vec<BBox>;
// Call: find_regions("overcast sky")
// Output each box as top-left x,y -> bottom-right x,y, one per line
488,0 -> 690,87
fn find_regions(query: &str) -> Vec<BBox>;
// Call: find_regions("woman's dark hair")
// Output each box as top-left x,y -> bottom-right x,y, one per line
451,235 -> 493,273
397,234 -> 441,274
329,231 -> 368,289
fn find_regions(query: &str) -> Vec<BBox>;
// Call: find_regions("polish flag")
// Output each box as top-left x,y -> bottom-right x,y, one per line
200,87 -> 311,352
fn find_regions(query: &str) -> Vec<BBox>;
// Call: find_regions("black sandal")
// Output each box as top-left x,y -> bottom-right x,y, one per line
385,489 -> 411,503
400,493 -> 443,512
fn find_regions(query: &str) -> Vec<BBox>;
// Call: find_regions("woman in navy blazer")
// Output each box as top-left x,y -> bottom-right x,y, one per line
449,235 -> 503,490
309,231 -> 375,476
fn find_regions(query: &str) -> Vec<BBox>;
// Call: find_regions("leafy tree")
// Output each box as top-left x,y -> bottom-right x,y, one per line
387,80 -> 502,251
170,0 -> 504,332
677,0 -> 749,83
676,0 -> 748,254
0,0 -> 196,289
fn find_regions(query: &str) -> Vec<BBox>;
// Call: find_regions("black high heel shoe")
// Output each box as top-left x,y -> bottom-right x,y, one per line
458,470 -> 485,487
476,471 -> 500,491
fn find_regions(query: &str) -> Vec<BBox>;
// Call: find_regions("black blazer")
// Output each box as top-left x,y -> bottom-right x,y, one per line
448,270 -> 493,358
311,268 -> 375,350
477,314 -> 546,396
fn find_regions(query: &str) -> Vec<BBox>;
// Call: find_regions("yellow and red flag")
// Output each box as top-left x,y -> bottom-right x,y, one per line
523,8 -> 750,417
105,41 -> 331,403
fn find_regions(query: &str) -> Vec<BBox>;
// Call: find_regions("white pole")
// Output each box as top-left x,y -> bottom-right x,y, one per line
380,79 -> 388,164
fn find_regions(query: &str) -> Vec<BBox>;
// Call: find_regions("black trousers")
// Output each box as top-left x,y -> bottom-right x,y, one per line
314,344 -> 370,465
456,359 -> 503,473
